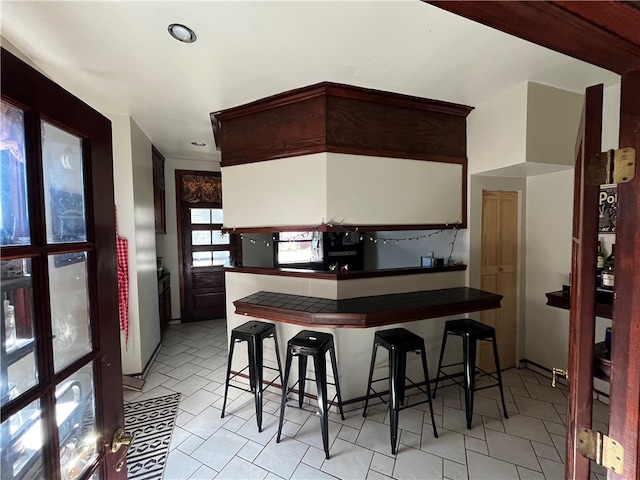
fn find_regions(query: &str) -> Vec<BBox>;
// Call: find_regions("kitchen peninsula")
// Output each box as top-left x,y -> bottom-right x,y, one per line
213,82 -> 487,401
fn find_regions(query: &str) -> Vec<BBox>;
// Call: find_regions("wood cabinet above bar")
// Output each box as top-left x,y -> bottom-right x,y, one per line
211,81 -> 473,167
234,287 -> 502,328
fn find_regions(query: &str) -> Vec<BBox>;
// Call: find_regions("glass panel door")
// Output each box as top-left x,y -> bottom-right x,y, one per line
2,49 -> 125,480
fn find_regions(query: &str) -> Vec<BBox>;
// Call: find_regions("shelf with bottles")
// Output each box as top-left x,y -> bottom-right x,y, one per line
596,236 -> 615,292
1,265 -> 36,410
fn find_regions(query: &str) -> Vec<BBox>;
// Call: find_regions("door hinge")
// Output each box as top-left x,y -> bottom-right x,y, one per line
586,147 -> 636,185
577,427 -> 624,474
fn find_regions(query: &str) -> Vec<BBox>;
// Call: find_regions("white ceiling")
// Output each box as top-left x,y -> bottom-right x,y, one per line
1,1 -> 620,164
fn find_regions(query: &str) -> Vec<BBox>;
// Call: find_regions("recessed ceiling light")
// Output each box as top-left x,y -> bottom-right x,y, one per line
191,141 -> 206,147
168,23 -> 197,43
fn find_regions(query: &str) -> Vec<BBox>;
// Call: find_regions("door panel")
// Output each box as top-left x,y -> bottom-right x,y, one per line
176,171 -> 239,322
480,191 -> 518,371
605,70 -> 640,479
1,49 -> 124,479
566,84 -> 602,479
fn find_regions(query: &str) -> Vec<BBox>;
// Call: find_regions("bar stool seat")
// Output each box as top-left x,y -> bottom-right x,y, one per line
432,318 -> 509,429
276,330 -> 344,460
363,328 -> 438,455
221,320 -> 283,432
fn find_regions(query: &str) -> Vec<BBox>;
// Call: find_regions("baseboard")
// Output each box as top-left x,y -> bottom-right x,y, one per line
122,340 -> 163,390
519,358 -> 609,399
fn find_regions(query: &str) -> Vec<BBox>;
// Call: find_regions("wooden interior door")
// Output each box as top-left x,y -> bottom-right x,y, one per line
566,83 -> 602,480
1,50 -> 126,479
176,170 -> 239,322
480,190 -> 517,370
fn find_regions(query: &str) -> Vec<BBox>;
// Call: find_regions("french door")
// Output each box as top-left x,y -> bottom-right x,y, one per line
1,49 -> 125,480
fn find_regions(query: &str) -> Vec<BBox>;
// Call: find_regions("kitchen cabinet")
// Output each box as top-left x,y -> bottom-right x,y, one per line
152,145 -> 166,234
158,271 -> 171,334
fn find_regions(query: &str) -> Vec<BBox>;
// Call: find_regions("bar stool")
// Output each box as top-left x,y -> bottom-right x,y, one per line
432,318 -> 509,429
221,320 -> 283,432
362,328 -> 438,455
276,330 -> 345,460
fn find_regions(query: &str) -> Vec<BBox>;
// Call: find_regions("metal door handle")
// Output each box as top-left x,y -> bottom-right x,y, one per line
111,427 -> 135,472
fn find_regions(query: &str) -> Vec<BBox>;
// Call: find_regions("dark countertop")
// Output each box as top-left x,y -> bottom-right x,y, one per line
225,264 -> 466,280
545,290 -> 613,319
234,287 -> 502,328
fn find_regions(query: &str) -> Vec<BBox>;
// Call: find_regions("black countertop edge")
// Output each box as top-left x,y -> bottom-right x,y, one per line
224,264 -> 466,280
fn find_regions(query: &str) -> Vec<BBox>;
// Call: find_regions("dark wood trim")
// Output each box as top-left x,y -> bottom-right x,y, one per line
425,1 -> 640,75
212,81 -> 472,168
223,223 -> 467,234
225,264 -> 466,281
545,291 -> 612,320
566,83 -> 602,480
233,287 -> 501,328
213,81 -> 473,122
608,68 -> 640,479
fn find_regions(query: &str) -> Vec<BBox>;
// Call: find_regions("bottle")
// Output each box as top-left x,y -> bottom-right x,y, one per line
602,244 -> 615,290
4,300 -> 16,348
605,243 -> 615,270
596,241 -> 606,270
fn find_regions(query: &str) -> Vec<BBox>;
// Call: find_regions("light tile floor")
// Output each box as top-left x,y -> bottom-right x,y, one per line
124,319 -> 609,480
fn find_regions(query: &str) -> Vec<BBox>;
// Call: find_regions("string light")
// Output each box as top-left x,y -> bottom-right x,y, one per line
227,220 -> 462,251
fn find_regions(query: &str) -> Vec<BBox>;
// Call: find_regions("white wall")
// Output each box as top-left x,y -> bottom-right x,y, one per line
526,83 -> 584,166
155,157 -> 220,320
130,118 -> 161,372
468,83 -> 527,175
525,170 -> 573,369
110,113 -> 160,375
222,153 -> 463,229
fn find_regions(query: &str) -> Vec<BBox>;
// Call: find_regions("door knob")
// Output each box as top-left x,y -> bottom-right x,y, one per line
111,427 -> 136,472
552,367 -> 568,387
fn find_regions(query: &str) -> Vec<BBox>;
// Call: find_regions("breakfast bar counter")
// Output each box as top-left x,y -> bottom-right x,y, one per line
234,287 -> 502,328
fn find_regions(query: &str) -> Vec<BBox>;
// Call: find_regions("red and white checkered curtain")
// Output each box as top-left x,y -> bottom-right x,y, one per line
115,206 -> 129,347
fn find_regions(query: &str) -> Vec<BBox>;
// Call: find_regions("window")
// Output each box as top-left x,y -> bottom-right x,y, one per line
276,231 -> 323,266
189,208 -> 230,267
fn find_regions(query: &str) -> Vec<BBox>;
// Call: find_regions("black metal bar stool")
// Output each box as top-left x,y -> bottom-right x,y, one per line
221,320 -> 283,432
432,318 -> 509,429
276,330 -> 345,460
362,328 -> 438,455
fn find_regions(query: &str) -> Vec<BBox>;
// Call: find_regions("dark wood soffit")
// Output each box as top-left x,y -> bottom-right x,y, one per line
211,81 -> 473,167
425,1 -> 640,75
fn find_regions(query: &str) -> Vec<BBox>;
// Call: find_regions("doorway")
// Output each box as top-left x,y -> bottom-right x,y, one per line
480,190 -> 518,371
176,170 -> 239,322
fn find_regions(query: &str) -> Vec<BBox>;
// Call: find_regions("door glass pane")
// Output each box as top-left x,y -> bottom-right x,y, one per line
1,258 -> 37,408
211,208 -> 223,224
41,121 -> 86,244
192,231 -> 212,246
56,364 -> 97,480
192,251 -> 212,267
191,250 -> 230,267
49,253 -> 92,372
212,250 -> 230,266
190,208 -> 211,224
1,399 -> 45,480
0,101 -> 30,246
212,232 -> 229,245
